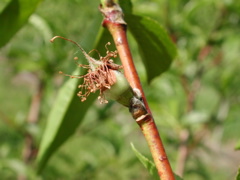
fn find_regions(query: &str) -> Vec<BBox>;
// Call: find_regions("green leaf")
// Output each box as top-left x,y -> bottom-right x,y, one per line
131,143 -> 159,180
236,168 -> 240,180
126,14 -> 177,83
118,0 -> 133,14
36,14 -> 114,172
235,141 -> 240,150
174,173 -> 183,180
0,0 -> 42,48
37,69 -> 97,173
131,143 -> 183,180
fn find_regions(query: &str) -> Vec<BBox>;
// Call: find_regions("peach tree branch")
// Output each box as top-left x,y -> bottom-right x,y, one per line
99,1 -> 175,179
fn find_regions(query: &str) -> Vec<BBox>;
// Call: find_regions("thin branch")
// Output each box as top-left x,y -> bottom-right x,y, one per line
19,78 -> 43,180
99,1 -> 174,179
175,129 -> 189,177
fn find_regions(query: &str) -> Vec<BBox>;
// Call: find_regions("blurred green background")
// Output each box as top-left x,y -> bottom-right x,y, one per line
0,0 -> 240,179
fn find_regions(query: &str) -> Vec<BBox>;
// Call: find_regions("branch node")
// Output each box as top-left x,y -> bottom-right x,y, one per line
129,89 -> 148,120
99,2 -> 126,25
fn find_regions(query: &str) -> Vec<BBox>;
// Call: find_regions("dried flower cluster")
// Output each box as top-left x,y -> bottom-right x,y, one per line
51,36 -> 122,104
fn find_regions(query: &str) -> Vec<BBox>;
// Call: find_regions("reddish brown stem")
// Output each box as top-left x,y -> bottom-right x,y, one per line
176,51 -> 204,177
19,79 -> 43,180
175,129 -> 189,177
100,2 -> 174,179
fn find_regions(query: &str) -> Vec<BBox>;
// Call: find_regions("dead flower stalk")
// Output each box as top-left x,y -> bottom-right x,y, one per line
50,36 -> 133,105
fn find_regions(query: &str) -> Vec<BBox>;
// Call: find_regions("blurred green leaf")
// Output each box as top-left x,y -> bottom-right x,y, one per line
131,143 -> 183,180
37,69 -> 97,173
118,0 -> 133,14
0,0 -> 11,13
125,14 -> 177,83
28,14 -> 53,44
183,111 -> 208,125
0,0 -> 42,48
174,173 -> 183,180
236,168 -> 240,180
131,143 -> 159,180
235,141 -> 240,150
36,15 -> 114,172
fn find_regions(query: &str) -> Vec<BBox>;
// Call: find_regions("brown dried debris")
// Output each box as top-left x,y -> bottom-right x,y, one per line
51,36 -> 122,104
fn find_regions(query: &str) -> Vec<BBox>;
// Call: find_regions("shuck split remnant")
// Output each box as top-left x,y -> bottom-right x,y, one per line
50,36 -> 134,106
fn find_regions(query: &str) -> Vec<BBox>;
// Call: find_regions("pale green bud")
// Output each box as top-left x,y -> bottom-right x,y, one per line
104,70 -> 134,107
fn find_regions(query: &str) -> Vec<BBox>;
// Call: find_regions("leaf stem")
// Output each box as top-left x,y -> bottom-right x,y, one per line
99,1 -> 175,179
